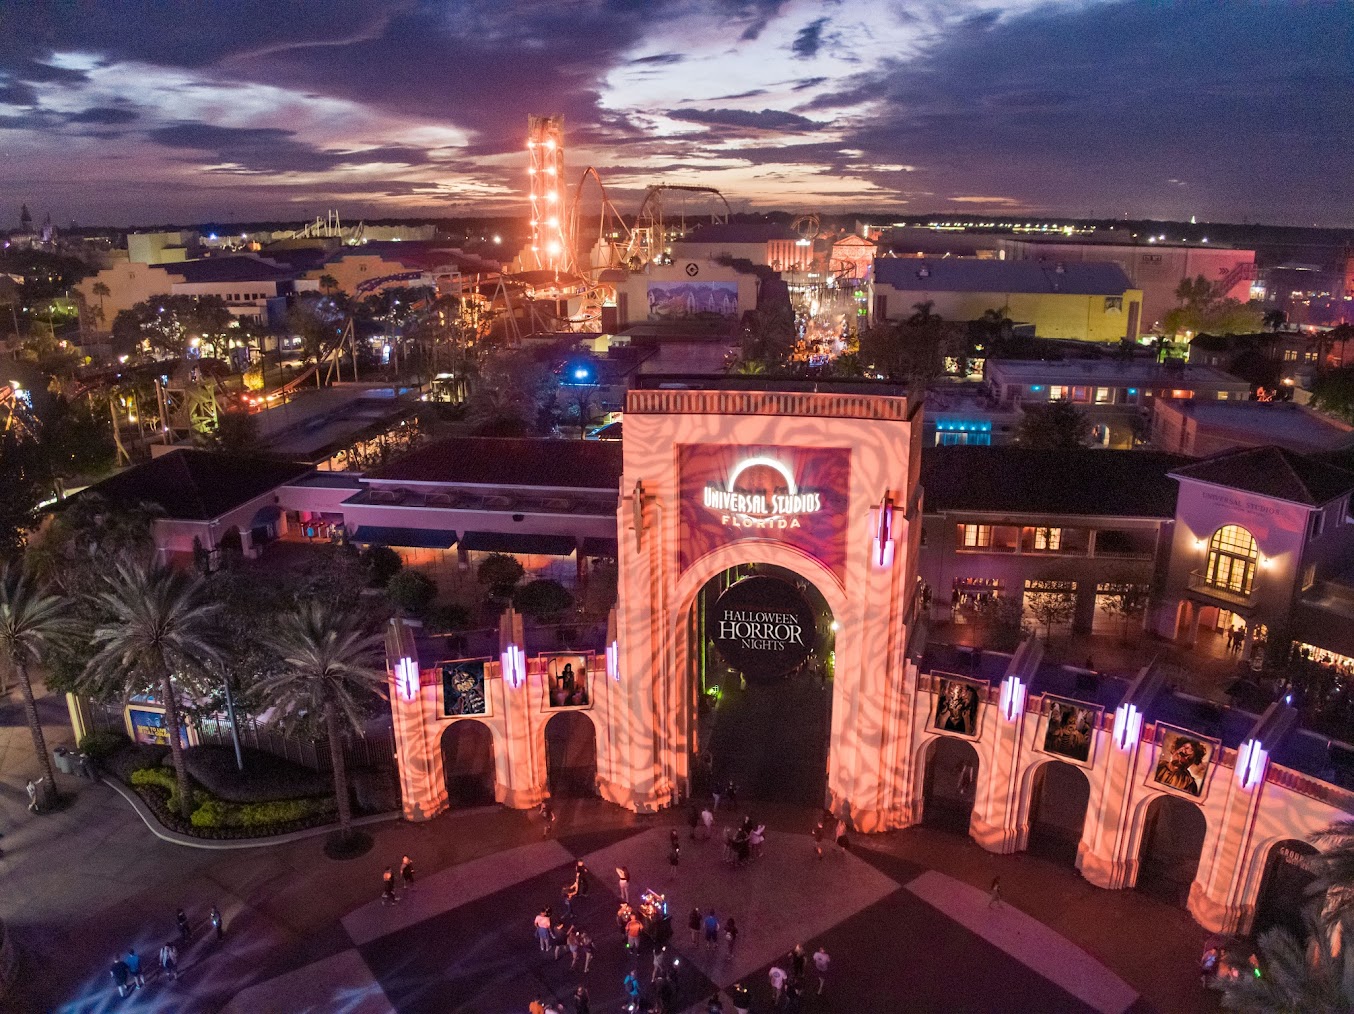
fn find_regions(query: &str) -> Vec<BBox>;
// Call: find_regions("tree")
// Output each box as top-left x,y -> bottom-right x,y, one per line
513,579 -> 574,622
1097,581 -> 1150,641
1016,401 -> 1092,449
466,351 -> 559,436
81,558 -> 224,818
90,281 -> 111,329
1023,586 -> 1077,638
318,274 -> 339,295
0,432 -> 44,558
256,601 -> 386,845
1311,368 -> 1354,425
858,301 -> 946,385
1210,916 -> 1354,1013
386,569 -> 437,618
477,553 -> 524,600
0,561 -> 75,807
1264,308 -> 1288,332
209,411 -> 260,454
287,293 -> 348,385
110,294 -> 234,359
739,305 -> 796,369
360,545 -> 402,588
1308,820 -> 1354,926
1162,274 -> 1263,338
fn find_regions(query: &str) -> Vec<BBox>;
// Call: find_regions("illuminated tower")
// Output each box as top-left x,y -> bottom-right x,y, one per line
527,115 -> 566,273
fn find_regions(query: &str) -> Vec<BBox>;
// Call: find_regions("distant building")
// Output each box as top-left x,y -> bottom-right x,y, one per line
1152,400 -> 1354,458
612,259 -> 759,330
127,231 -> 200,265
873,258 -> 1143,343
669,223 -> 812,273
996,238 -> 1256,335
75,254 -> 297,325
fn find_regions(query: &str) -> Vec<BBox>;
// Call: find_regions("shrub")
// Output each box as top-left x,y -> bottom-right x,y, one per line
182,745 -> 330,803
361,545 -> 403,587
513,579 -> 574,622
387,569 -> 437,617
78,730 -> 130,761
110,744 -> 169,781
426,602 -> 472,634
477,553 -> 524,599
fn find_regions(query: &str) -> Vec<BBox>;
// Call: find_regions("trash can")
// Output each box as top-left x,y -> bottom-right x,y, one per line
53,747 -> 73,775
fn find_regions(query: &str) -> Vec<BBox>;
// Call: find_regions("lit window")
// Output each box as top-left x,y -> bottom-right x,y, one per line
1033,527 -> 1062,551
1049,385 -> 1067,400
1302,563 -> 1317,591
960,524 -> 992,548
1104,296 -> 1123,312
1205,525 -> 1258,595
1310,512 -> 1326,540
1284,350 -> 1298,361
1094,387 -> 1111,404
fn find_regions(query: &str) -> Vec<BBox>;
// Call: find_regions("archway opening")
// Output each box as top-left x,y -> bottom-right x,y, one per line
1136,794 -> 1208,907
923,736 -> 979,834
440,719 -> 495,808
545,711 -> 597,798
1027,761 -> 1090,867
1253,840 -> 1319,938
689,564 -> 835,806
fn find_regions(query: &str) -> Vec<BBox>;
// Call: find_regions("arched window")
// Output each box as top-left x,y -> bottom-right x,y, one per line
1206,525 -> 1258,595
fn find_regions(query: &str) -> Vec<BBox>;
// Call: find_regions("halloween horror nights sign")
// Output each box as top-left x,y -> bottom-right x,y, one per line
708,576 -> 817,682
678,444 -> 851,579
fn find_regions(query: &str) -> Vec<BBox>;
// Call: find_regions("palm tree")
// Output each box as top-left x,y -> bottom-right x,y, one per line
81,557 -> 223,818
91,281 -> 110,329
256,602 -> 386,844
1210,915 -> 1353,1012
0,561 -> 75,807
1309,820 -> 1354,925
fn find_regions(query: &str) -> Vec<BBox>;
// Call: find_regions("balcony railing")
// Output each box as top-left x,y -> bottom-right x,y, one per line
1188,571 -> 1256,608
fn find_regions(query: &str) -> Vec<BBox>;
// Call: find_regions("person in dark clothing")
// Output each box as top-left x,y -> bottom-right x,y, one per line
688,907 -> 702,945
574,860 -> 590,896
177,908 -> 192,943
110,957 -> 131,998
573,983 -> 590,1014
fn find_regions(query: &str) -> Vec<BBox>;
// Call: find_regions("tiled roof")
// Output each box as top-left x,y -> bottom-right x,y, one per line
1170,446 -> 1354,507
170,256 -> 295,283
364,437 -> 623,491
922,446 -> 1188,518
875,258 -> 1134,296
77,449 -> 310,521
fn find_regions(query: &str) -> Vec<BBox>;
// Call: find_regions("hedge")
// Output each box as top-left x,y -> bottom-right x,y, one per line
77,730 -> 130,762
182,745 -> 330,803
127,765 -> 340,839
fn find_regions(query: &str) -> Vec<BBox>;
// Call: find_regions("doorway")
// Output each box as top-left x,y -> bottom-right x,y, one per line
923,736 -> 980,835
1026,761 -> 1090,866
545,711 -> 597,798
1253,840 -> 1319,938
1136,794 -> 1207,907
441,719 -> 495,807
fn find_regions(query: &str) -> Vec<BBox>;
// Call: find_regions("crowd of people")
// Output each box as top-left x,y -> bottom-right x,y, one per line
108,904 -> 224,998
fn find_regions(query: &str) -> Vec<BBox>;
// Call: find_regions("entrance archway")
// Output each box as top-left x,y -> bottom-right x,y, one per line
923,737 -> 979,834
440,720 -> 495,807
1026,761 -> 1090,866
545,711 -> 597,797
1136,794 -> 1208,906
1253,840 -> 1319,938
689,564 -> 834,806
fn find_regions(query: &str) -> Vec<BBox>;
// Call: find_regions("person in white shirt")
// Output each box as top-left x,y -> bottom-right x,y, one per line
768,964 -> 787,1003
813,946 -> 830,994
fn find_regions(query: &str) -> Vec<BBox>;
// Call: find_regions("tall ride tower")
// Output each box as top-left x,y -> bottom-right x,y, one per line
526,115 -> 566,273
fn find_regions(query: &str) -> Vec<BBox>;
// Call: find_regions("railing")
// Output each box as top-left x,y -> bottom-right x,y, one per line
1187,571 -> 1256,608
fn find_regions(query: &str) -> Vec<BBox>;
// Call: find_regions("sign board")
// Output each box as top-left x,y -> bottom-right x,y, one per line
678,444 -> 851,580
707,575 -> 816,683
440,658 -> 490,718
127,706 -> 189,748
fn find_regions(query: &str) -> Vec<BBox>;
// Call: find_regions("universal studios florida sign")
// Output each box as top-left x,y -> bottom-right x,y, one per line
701,456 -> 823,528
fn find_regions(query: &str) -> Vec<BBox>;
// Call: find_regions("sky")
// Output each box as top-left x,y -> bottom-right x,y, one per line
1,0 -> 1351,228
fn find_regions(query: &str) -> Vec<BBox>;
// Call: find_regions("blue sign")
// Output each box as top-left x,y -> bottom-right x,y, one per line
128,707 -> 189,748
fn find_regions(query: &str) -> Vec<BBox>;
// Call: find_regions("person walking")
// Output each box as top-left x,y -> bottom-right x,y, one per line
540,800 -> 555,837
568,926 -> 582,968
789,943 -> 807,982
579,929 -> 595,973
562,879 -> 578,917
700,805 -> 714,839
400,854 -> 415,891
703,909 -> 720,953
668,842 -> 680,880
711,784 -> 722,812
688,803 -> 701,840
729,981 -> 752,1014
210,904 -> 224,940
724,917 -> 738,956
725,780 -> 738,811
688,907 -> 702,946
651,945 -> 666,983
812,946 -> 830,994
706,995 -> 725,1014
574,860 -> 590,897
623,969 -> 642,1005
616,865 -> 631,903
159,941 -> 178,981
534,908 -> 552,952
110,956 -> 132,998
669,828 -> 681,853
125,948 -> 145,989
551,920 -> 569,960
626,913 -> 644,954
381,867 -> 399,905
177,908 -> 192,943
988,876 -> 1003,908
768,964 -> 787,1005
572,983 -> 590,1014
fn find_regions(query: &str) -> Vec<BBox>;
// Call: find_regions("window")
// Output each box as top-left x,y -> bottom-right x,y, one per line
1205,525 -> 1258,596
1302,563 -> 1317,591
1071,386 -> 1091,402
1094,387 -> 1112,404
1284,349 -> 1298,361
1305,352 -> 1318,362
1049,385 -> 1067,400
959,524 -> 992,548
1217,392 -> 1229,400
1104,296 -> 1123,312
1310,511 -> 1326,539
1033,527 -> 1062,550
1169,389 -> 1194,399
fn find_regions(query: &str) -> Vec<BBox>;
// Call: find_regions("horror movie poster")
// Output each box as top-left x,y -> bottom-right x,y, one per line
1039,697 -> 1100,765
678,444 -> 851,580
440,659 -> 489,718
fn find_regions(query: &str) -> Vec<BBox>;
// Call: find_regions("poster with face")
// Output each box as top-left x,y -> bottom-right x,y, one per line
543,654 -> 591,710
1040,698 -> 1100,764
1150,726 -> 1218,800
440,659 -> 489,718
932,675 -> 984,738
677,444 -> 852,581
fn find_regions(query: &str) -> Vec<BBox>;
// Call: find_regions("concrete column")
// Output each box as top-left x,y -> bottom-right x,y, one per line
389,650 -> 447,821
496,608 -> 545,809
1188,761 -> 1266,933
970,694 -> 1026,854
1078,727 -> 1143,890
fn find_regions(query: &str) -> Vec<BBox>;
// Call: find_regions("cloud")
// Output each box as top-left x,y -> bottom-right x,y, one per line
791,17 -> 830,59
65,106 -> 138,124
630,54 -> 683,65
147,122 -> 434,174
791,76 -> 828,91
669,108 -> 821,131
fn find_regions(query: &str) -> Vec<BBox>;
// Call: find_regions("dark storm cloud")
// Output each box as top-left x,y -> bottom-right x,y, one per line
0,80 -> 38,105
148,122 -> 434,173
8,59 -> 89,85
65,106 -> 139,125
791,17 -> 829,58
671,107 -> 820,131
791,76 -> 827,91
630,54 -> 684,65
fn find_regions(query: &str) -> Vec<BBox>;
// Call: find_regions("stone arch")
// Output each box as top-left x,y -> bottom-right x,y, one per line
544,710 -> 599,798
1251,838 -> 1320,938
1134,791 -> 1209,907
920,735 -> 980,835
440,719 -> 496,808
1021,758 -> 1091,867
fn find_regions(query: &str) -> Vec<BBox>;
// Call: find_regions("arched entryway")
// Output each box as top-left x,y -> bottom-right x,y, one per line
1026,761 -> 1090,867
545,711 -> 597,797
923,736 -> 979,834
440,720 -> 495,807
689,564 -> 834,806
1136,794 -> 1208,907
1253,840 -> 1319,938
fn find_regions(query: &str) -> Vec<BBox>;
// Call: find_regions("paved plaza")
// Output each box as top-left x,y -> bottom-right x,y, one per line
1,683 -> 1218,1013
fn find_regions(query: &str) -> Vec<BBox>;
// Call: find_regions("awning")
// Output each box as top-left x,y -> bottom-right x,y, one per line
580,537 -> 618,558
459,531 -> 577,556
351,526 -> 457,549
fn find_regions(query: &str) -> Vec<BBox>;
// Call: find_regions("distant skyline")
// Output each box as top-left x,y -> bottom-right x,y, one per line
2,1 -> 1352,228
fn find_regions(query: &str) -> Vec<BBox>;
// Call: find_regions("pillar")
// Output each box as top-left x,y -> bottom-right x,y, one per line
1078,724 -> 1144,889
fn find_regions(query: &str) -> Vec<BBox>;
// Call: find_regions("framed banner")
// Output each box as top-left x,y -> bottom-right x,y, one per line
1038,697 -> 1101,766
438,658 -> 491,719
931,673 -> 985,739
1148,724 -> 1220,801
126,705 -> 191,748
542,653 -> 592,711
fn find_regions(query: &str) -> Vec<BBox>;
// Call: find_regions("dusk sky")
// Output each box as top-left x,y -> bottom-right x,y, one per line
1,0 -> 1351,228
